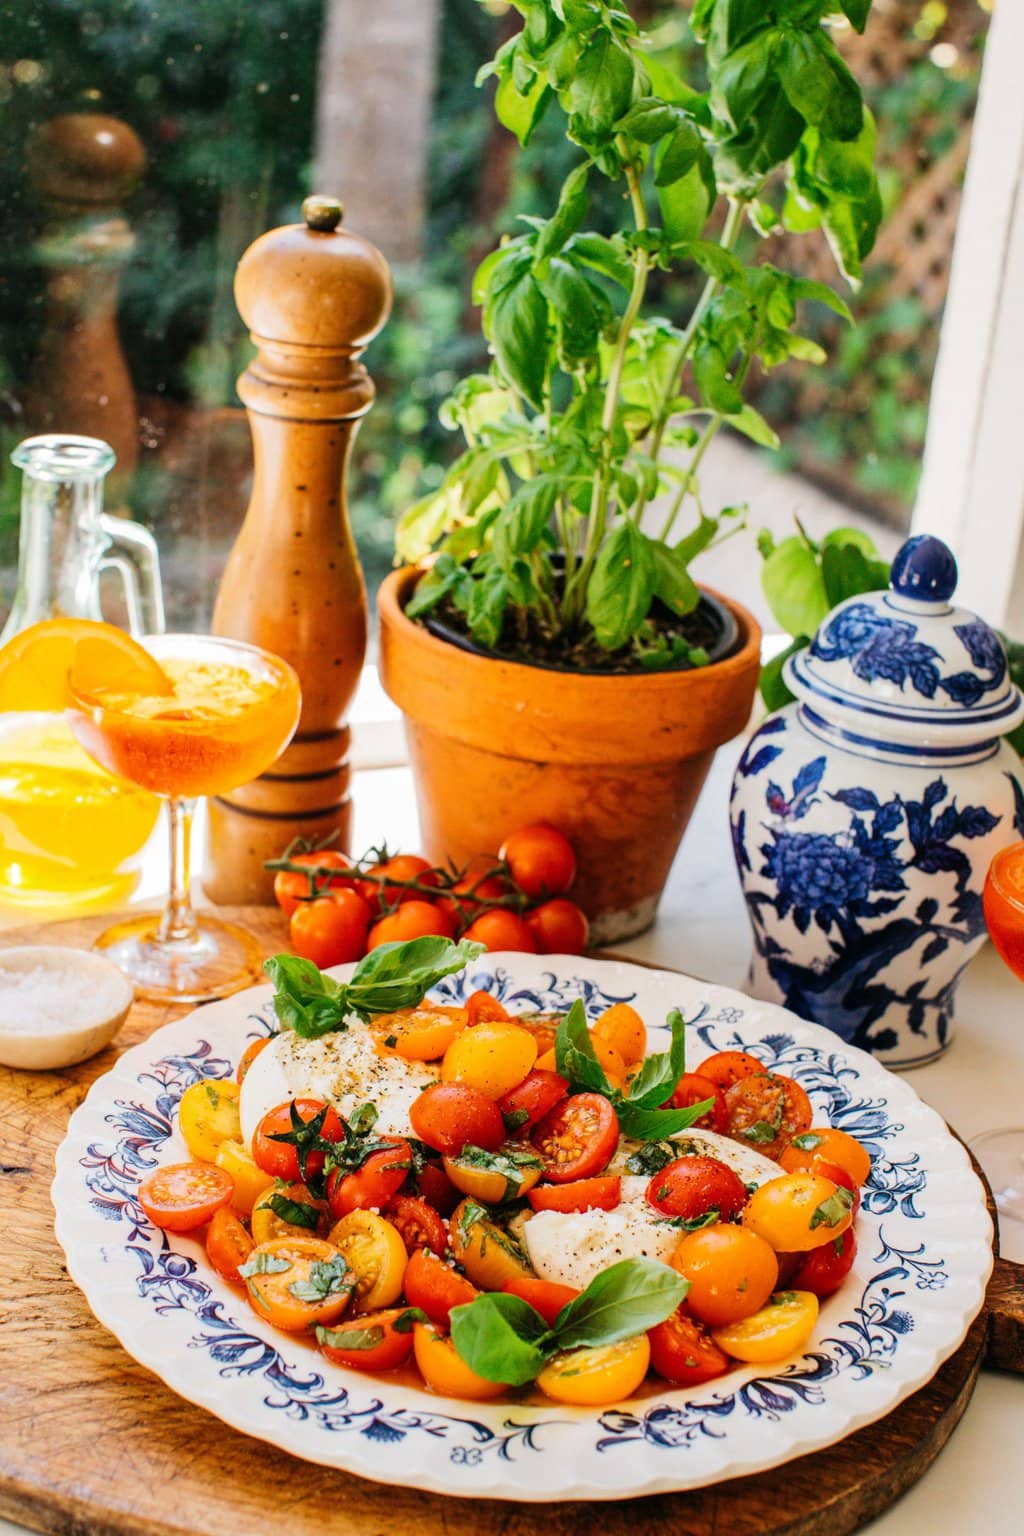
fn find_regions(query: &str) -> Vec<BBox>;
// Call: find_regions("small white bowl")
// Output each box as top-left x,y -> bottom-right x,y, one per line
0,946 -> 134,1070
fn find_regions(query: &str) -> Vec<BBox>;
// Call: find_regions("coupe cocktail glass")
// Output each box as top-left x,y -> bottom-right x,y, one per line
66,633 -> 300,1002
978,841 -> 1024,1223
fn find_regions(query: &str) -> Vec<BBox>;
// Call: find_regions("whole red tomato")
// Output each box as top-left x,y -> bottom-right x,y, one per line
437,857 -> 509,928
525,898 -> 589,955
367,899 -> 455,950
360,854 -> 440,911
462,907 -> 537,953
500,823 -> 576,900
274,850 -> 354,917
289,890 -> 372,968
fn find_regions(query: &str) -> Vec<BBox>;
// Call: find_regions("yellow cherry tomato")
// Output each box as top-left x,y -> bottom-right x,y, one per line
327,1209 -> 408,1311
178,1079 -> 242,1164
413,1322 -> 504,1400
536,1335 -> 651,1406
375,1005 -> 468,1063
449,1198 -> 535,1290
443,1147 -> 544,1205
441,1020 -> 538,1099
741,1173 -> 854,1252
251,1181 -> 325,1244
592,1003 -> 647,1069
778,1126 -> 872,1186
712,1290 -> 819,1363
215,1138 -> 276,1215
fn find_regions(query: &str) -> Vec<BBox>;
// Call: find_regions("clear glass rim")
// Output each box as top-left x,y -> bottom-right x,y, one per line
11,434 -> 116,482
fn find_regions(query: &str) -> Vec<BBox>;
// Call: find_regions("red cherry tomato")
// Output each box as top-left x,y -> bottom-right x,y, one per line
251,1099 -> 345,1182
500,823 -> 577,900
697,1050 -> 765,1090
386,1193 -> 448,1256
274,849 -> 353,916
527,1175 -> 621,1213
205,1206 -> 254,1285
499,1069 -> 569,1134
437,860 -> 510,928
648,1307 -> 731,1386
236,1036 -> 271,1085
724,1073 -> 813,1162
531,1092 -> 619,1183
289,890 -> 373,968
525,898 -> 589,955
645,1155 -> 749,1222
416,1156 -> 461,1216
138,1161 -> 234,1233
464,989 -> 511,1025
367,899 -> 455,950
403,1248 -> 479,1328
502,1277 -> 580,1327
668,1071 -> 729,1133
462,908 -> 538,953
325,1136 -> 412,1218
409,1082 -> 505,1156
365,854 -> 441,910
318,1307 -> 416,1372
790,1226 -> 858,1297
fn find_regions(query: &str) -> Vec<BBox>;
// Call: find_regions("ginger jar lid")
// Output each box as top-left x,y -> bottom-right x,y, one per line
784,534 -> 1024,747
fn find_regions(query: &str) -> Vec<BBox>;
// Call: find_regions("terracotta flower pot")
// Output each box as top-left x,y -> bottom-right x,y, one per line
378,567 -> 762,943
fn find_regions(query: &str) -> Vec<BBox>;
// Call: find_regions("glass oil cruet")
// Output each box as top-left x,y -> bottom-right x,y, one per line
0,434 -> 165,915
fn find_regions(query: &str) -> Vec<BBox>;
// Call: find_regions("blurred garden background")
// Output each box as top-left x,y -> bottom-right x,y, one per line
0,0 -> 992,632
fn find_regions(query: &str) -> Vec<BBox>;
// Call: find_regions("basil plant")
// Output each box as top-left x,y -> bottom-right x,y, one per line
399,0 -> 881,670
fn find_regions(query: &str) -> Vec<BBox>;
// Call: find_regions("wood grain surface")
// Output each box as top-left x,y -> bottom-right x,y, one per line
0,908 -> 1019,1536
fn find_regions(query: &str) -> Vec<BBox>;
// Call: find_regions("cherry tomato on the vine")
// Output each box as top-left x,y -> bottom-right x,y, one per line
500,823 -> 576,900
362,854 -> 440,910
437,859 -> 509,927
525,898 -> 589,955
273,849 -> 353,916
531,1092 -> 618,1183
251,1098 -> 346,1183
289,890 -> 372,968
462,908 -> 537,953
367,899 -> 455,950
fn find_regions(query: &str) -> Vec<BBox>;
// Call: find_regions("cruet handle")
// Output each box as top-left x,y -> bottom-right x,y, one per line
98,514 -> 166,636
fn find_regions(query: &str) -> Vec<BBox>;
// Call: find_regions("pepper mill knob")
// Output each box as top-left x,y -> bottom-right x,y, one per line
204,196 -> 393,904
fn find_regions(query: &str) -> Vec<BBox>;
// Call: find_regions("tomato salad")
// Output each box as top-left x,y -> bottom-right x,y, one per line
140,941 -> 869,1408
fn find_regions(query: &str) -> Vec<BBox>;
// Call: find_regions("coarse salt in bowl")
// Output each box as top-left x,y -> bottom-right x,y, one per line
0,946 -> 133,1070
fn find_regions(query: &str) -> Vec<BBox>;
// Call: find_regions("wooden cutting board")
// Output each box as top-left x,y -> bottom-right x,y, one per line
1,908 -> 1021,1536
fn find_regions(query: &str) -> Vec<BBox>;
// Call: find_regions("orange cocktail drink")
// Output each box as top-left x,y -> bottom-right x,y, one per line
983,841 -> 1024,981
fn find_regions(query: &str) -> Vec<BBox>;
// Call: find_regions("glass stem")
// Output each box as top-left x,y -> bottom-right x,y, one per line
159,796 -> 199,945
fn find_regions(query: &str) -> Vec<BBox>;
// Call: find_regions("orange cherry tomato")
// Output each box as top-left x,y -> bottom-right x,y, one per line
289,890 -> 373,968
403,1248 -> 479,1328
386,1194 -> 448,1256
464,989 -> 510,1025
778,1127 -> 872,1186
138,1161 -> 234,1233
724,1073 -> 813,1162
318,1306 -> 417,1372
251,1099 -> 346,1182
742,1173 -> 854,1252
236,1036 -> 271,1085
668,1072 -> 728,1133
671,1224 -> 779,1328
206,1206 -> 254,1285
244,1236 -> 353,1333
462,908 -> 538,953
502,1277 -> 579,1327
274,849 -> 354,916
592,1002 -> 647,1068
500,823 -> 576,900
527,1174 -> 621,1213
414,1321 -> 504,1399
410,1082 -> 505,1156
697,1049 -> 765,1090
367,899 -> 455,949
648,1307 -> 730,1386
376,1004 -> 467,1062
712,1290 -> 819,1363
525,898 -> 589,955
531,1092 -> 618,1182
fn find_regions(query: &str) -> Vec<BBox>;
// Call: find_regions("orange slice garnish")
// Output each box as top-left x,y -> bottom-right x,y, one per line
0,619 -> 172,712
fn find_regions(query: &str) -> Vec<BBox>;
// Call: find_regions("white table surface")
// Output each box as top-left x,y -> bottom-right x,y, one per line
2,737 -> 1020,1534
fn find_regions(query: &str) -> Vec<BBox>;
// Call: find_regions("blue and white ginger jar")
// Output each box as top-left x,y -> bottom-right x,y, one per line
730,534 -> 1024,1068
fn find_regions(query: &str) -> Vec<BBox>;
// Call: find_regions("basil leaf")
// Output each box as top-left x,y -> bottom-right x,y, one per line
654,121 -> 702,188
495,69 -> 551,148
790,1131 -> 825,1152
266,1193 -> 320,1231
288,1255 -> 353,1304
552,1257 -> 687,1350
761,533 -> 830,639
392,1306 -> 429,1335
758,635 -> 805,710
535,162 -> 590,264
625,1008 -> 688,1109
554,999 -> 614,1095
810,1186 -> 854,1231
568,31 -> 635,139
486,268 -> 549,409
449,1293 -> 553,1386
648,540 -> 700,618
586,520 -> 656,650
264,955 -> 348,1039
624,1140 -> 678,1176
616,1100 -> 714,1142
316,1323 -> 386,1352
238,1252 -> 291,1279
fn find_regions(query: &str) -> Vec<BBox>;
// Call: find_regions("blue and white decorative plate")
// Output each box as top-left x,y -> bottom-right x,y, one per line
52,954 -> 992,1502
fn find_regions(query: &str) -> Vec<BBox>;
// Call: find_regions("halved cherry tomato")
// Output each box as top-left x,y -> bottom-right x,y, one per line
502,1277 -> 579,1327
646,1156 -> 748,1223
386,1193 -> 448,1256
289,890 -> 373,968
537,1336 -> 650,1405
512,1014 -> 559,1057
525,898 -> 589,956
244,1236 -> 353,1333
215,1138 -> 276,1215
410,1082 -> 505,1156
274,849 -> 353,916
416,1156 -> 461,1216
779,1127 -> 872,1186
462,909 -> 538,953
671,1224 -> 779,1328
449,1198 -> 533,1289
464,989 -> 510,1025
592,1003 -> 647,1068
436,862 -> 510,928
531,1092 -> 618,1183
367,899 -> 455,949
251,1180 -> 325,1244
648,1307 -> 731,1386
500,823 -> 576,900
668,1072 -> 729,1133
236,1036 -> 271,1085
443,1145 -> 544,1204
741,1173 -> 854,1252
138,1161 -> 234,1233
527,1175 -> 621,1213
325,1136 -> 412,1218
318,1306 -> 417,1372
178,1078 -> 241,1164
499,1068 -> 569,1134
589,1034 -> 628,1089
441,1020 -> 538,1100
414,1321 -> 504,1399
251,1098 -> 346,1182
403,1248 -> 479,1328
206,1206 -> 254,1286
712,1289 -> 819,1363
376,1004 -> 467,1062
327,1209 -> 408,1310
724,1073 -> 813,1162
790,1227 -> 858,1298
697,1050 -> 765,1090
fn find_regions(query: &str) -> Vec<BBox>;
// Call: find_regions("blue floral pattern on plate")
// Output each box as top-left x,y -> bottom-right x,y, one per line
52,957 -> 992,1502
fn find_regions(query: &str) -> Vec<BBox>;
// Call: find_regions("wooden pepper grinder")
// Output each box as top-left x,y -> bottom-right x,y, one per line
25,111 -> 145,505
203,194 -> 392,905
